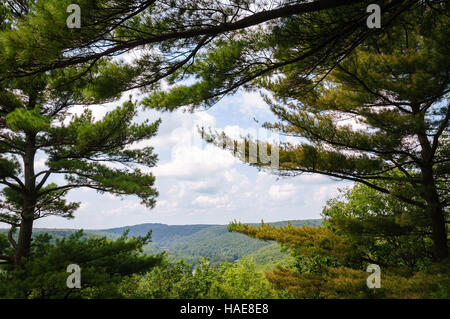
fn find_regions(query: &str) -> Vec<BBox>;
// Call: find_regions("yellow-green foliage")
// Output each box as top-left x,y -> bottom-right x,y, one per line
229,220 -> 449,298
265,260 -> 450,299
229,222 -> 362,267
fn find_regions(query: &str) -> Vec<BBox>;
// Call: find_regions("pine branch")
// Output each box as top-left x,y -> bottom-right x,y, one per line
2,0 -> 380,78
8,226 -> 18,250
0,254 -> 13,263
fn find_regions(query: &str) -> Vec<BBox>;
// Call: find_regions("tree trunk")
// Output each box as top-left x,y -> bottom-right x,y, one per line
422,167 -> 448,261
14,215 -> 34,266
428,203 -> 448,261
14,133 -> 36,267
415,111 -> 448,261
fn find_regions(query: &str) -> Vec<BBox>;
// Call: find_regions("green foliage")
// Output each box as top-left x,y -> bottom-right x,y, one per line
0,219 -> 320,268
107,220 -> 321,266
229,221 -> 362,270
230,185 -> 449,298
322,183 -> 435,271
120,257 -> 215,299
214,8 -> 450,260
0,230 -> 163,298
6,106 -> 50,133
0,0 -> 401,85
163,227 -> 270,266
120,256 -> 280,299
0,0 -> 448,298
0,64 -> 160,265
265,259 -> 450,299
207,257 -> 279,299
245,243 -> 295,272
138,1 -> 430,111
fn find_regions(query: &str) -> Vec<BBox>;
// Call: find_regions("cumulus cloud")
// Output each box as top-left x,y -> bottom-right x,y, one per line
28,91 -> 352,229
313,185 -> 342,203
152,144 -> 236,179
227,91 -> 271,116
192,195 -> 230,208
268,184 -> 297,201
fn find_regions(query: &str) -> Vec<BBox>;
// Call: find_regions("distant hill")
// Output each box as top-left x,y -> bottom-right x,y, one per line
0,228 -> 121,241
102,219 -> 321,265
0,219 -> 321,266
101,223 -> 215,243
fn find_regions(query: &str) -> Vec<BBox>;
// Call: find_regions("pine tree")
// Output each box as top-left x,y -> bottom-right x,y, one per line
0,63 -> 160,267
219,9 -> 449,260
1,0 -> 422,93
0,230 -> 163,298
1,1 -> 448,266
228,218 -> 450,298
132,2 -> 449,259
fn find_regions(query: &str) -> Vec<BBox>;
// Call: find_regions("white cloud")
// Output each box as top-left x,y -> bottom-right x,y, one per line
313,185 -> 340,203
192,195 -> 230,208
147,110 -> 216,151
268,183 -> 297,201
34,157 -> 48,171
230,91 -> 269,116
152,143 -> 236,179
25,91 -> 354,229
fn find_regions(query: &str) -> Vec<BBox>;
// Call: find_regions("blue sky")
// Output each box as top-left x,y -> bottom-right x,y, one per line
0,88 -> 352,230
20,88 -> 351,230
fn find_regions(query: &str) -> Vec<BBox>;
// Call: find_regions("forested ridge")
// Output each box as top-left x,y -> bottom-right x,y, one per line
0,219 -> 319,266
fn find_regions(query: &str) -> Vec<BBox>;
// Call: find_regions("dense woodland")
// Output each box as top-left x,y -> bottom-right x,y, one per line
1,219 -> 314,267
0,0 -> 449,299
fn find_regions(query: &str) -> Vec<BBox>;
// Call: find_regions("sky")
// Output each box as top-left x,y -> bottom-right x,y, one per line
24,88 -> 351,230
1,87 -> 352,230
